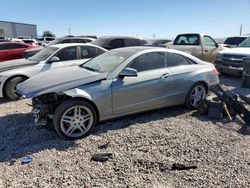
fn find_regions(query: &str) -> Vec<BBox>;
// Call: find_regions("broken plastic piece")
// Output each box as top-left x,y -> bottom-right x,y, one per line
91,153 -> 112,162
21,156 -> 33,165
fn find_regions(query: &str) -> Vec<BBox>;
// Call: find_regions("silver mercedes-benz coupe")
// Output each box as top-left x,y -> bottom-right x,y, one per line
17,47 -> 219,139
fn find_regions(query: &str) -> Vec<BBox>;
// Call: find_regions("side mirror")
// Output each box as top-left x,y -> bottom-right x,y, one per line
49,56 -> 60,63
215,43 -> 219,48
119,68 -> 138,77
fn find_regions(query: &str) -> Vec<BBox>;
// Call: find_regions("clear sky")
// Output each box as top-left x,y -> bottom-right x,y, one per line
1,0 -> 249,39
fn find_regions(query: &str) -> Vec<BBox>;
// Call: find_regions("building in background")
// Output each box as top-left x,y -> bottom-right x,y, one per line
0,20 -> 37,38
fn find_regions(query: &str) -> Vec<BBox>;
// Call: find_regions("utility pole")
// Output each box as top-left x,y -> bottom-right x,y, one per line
240,24 -> 243,36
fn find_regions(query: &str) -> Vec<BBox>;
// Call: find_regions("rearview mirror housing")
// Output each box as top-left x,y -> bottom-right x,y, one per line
119,68 -> 138,77
49,56 -> 60,63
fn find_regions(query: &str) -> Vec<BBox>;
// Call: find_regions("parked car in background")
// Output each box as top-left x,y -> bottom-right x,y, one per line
24,36 -> 93,58
0,42 -> 34,62
36,37 -> 56,46
223,36 -> 247,48
0,39 -> 11,42
214,37 -> 250,75
166,33 -> 228,62
22,38 -> 38,46
0,43 -> 106,100
145,39 -> 172,47
0,36 -> 9,41
17,47 -> 219,139
10,38 -> 24,43
91,36 -> 147,50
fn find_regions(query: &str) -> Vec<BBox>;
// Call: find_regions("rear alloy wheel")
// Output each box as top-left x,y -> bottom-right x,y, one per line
186,83 -> 207,109
53,99 -> 97,140
5,76 -> 27,100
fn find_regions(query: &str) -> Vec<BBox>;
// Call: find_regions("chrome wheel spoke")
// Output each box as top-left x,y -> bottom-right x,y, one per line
82,114 -> 91,122
62,115 -> 74,124
78,124 -> 87,133
66,125 -> 76,135
74,107 -> 81,117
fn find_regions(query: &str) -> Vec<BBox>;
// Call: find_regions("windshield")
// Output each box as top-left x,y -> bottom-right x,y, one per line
29,47 -> 58,61
224,37 -> 246,45
145,39 -> 155,45
91,38 -> 110,47
82,50 -> 135,73
239,38 -> 250,47
22,40 -> 35,44
46,38 -> 61,46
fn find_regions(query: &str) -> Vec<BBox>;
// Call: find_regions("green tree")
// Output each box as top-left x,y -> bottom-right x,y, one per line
42,31 -> 55,38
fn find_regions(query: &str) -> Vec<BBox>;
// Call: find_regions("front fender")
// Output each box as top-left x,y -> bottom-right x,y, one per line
63,88 -> 92,100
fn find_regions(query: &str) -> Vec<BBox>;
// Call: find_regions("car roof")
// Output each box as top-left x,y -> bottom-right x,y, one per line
110,46 -> 204,62
0,42 -> 30,45
110,46 -> 184,54
97,36 -> 144,40
59,36 -> 91,40
49,43 -> 107,49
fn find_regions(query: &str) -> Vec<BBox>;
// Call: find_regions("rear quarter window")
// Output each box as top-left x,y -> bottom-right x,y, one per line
167,53 -> 192,67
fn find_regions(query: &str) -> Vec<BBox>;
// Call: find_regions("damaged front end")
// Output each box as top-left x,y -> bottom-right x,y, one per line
32,93 -> 68,127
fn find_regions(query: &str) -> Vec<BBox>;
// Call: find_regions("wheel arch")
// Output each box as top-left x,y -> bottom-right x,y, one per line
2,75 -> 29,97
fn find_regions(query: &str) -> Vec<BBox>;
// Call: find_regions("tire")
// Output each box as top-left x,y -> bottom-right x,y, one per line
5,76 -> 27,100
53,99 -> 98,140
185,83 -> 207,109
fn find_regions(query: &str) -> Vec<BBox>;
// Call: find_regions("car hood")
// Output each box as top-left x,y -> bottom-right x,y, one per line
0,58 -> 39,73
25,46 -> 44,52
218,47 -> 250,56
17,66 -> 108,98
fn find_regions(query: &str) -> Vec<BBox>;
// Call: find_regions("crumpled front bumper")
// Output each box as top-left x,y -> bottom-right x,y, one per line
32,104 -> 52,127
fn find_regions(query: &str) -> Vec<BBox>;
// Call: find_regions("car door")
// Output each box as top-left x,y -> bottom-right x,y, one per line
202,35 -> 219,62
111,52 -> 173,115
166,53 -> 199,102
42,46 -> 78,71
10,43 -> 29,59
0,44 -> 11,61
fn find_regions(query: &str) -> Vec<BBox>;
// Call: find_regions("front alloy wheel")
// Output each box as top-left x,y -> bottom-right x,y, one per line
53,99 -> 97,139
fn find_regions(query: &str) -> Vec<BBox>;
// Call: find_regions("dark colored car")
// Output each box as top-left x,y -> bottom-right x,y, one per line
224,36 -> 247,48
24,36 -> 93,58
91,36 -> 147,50
145,39 -> 172,47
0,42 -> 34,62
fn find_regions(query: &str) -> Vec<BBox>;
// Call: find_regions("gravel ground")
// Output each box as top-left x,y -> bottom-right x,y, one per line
0,75 -> 249,188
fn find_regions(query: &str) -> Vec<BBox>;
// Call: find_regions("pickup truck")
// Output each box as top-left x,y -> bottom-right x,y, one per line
166,33 -> 228,62
214,37 -> 250,76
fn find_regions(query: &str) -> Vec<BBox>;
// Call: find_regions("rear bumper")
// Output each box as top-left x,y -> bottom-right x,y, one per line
214,60 -> 243,76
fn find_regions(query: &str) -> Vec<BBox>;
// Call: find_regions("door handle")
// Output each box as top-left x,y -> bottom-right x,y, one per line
161,73 -> 169,79
204,50 -> 208,52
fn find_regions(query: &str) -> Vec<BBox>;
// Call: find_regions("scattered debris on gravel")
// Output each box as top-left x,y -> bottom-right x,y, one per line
0,76 -> 249,187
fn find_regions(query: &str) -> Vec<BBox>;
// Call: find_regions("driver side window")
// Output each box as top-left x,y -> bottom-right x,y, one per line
204,36 -> 217,47
128,52 -> 166,72
55,47 -> 77,61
